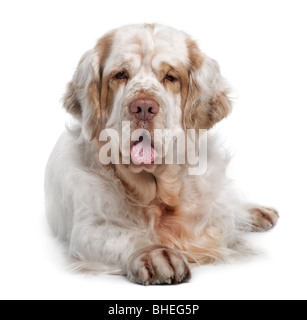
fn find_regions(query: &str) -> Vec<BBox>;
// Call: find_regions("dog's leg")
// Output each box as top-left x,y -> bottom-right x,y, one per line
69,217 -> 191,285
246,205 -> 279,232
127,245 -> 191,286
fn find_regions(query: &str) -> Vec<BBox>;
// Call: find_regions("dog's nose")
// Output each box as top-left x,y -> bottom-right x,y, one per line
129,98 -> 159,121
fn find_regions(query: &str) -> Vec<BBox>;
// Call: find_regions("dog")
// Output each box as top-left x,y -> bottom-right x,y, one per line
45,24 -> 278,285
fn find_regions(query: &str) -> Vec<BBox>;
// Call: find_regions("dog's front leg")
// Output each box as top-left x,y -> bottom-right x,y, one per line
69,216 -> 191,285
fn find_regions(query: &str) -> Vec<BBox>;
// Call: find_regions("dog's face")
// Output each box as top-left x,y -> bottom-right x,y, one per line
64,24 -> 231,173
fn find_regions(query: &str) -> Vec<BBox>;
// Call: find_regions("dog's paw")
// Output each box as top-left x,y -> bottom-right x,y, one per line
127,245 -> 191,286
249,206 -> 279,232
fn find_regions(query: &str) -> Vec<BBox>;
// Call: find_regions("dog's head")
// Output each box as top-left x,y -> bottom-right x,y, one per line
64,24 -> 231,173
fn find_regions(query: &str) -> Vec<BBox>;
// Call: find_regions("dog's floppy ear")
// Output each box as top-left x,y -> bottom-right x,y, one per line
184,40 -> 232,130
63,33 -> 114,140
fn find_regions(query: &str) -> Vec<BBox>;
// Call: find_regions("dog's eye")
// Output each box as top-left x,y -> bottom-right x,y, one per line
115,71 -> 128,80
165,74 -> 176,82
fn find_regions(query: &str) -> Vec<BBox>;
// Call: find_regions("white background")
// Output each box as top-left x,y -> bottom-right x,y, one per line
0,0 -> 306,300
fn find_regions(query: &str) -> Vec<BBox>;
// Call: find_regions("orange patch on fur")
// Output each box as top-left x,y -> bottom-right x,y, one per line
115,155 -> 223,264
87,81 -> 102,139
63,82 -> 82,118
146,202 -> 223,264
63,32 -> 116,140
96,32 -> 115,70
158,62 -> 190,109
89,32 -> 115,139
186,38 -> 205,70
184,38 -> 232,130
115,165 -> 158,205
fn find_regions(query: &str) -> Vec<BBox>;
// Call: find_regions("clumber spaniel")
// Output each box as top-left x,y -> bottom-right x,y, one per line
45,24 -> 278,285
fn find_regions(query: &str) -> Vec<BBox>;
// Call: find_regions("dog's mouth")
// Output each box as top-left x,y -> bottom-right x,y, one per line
130,136 -> 158,165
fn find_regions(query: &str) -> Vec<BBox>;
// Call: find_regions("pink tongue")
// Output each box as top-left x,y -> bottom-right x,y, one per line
131,141 -> 157,164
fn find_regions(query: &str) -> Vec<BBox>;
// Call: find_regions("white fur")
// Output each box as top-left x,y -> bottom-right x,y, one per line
45,24 -> 277,284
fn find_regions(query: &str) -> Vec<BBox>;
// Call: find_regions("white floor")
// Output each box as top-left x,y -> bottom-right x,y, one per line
0,194 -> 305,300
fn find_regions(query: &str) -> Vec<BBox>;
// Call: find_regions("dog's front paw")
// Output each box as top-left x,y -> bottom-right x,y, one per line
127,245 -> 191,286
249,206 -> 279,232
